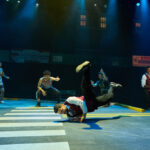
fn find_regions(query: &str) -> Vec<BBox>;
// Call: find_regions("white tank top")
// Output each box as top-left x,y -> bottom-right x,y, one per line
0,68 -> 3,86
40,77 -> 52,89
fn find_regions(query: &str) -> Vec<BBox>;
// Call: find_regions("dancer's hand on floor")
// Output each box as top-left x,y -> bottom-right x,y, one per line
80,114 -> 86,123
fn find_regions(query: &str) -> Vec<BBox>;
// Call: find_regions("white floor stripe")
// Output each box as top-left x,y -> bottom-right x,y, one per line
0,130 -> 66,137
0,116 -> 61,120
0,142 -> 70,150
5,113 -> 57,115
11,110 -> 53,112
15,107 -> 53,109
0,122 -> 63,127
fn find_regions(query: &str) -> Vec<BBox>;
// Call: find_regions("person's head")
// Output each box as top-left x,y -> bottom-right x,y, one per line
98,72 -> 103,80
146,67 -> 150,75
54,103 -> 67,114
43,70 -> 51,79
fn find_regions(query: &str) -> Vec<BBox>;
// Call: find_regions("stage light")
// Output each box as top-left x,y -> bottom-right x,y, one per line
136,3 -> 141,7
94,3 -> 97,7
6,0 -> 10,2
36,3 -> 39,7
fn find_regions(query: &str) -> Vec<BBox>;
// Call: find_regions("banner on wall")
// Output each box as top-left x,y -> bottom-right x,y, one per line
10,50 -> 50,63
132,55 -> 150,67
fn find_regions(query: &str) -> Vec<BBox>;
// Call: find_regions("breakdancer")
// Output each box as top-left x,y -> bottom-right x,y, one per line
54,61 -> 122,122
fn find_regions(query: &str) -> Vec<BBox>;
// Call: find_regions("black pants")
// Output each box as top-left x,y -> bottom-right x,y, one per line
36,87 -> 61,102
143,89 -> 150,109
81,65 -> 113,107
0,85 -> 4,101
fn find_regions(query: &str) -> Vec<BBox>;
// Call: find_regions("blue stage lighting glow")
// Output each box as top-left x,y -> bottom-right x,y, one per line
17,0 -> 37,19
80,0 -> 86,14
136,3 -> 141,7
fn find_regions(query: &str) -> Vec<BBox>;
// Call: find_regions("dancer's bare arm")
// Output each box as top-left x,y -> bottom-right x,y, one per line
100,68 -> 108,81
68,114 -> 86,122
37,79 -> 46,96
51,76 -> 60,81
80,114 -> 86,123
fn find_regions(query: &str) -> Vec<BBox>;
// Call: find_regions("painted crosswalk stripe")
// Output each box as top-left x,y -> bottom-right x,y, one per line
0,142 -> 70,150
11,110 -> 54,112
5,113 -> 57,115
0,116 -> 61,120
0,130 -> 66,137
0,122 -> 63,127
15,107 -> 53,109
0,106 -> 69,150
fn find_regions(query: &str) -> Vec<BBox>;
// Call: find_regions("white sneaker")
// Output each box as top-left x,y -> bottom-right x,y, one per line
76,61 -> 90,73
110,82 -> 122,88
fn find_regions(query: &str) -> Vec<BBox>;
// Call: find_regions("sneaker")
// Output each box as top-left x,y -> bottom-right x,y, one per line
110,82 -> 122,88
109,102 -> 117,106
36,102 -> 41,107
75,61 -> 90,73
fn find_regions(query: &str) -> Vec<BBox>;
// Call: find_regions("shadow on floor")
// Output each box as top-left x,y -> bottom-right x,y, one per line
55,116 -> 128,130
82,116 -> 122,130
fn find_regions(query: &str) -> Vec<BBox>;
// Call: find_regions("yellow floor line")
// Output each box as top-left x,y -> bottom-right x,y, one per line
87,113 -> 150,115
115,103 -> 145,112
62,113 -> 150,118
28,107 -> 53,109
86,114 -> 150,117
3,97 -> 19,101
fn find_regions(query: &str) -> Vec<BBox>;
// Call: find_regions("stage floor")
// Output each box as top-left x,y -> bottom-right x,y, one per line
0,99 -> 150,150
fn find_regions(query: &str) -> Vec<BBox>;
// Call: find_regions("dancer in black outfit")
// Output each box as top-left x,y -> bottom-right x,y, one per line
54,61 -> 122,122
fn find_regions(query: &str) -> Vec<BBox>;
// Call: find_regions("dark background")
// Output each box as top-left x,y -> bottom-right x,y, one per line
0,0 -> 150,108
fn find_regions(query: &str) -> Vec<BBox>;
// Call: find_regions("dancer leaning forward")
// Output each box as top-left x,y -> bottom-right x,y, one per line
36,70 -> 61,107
